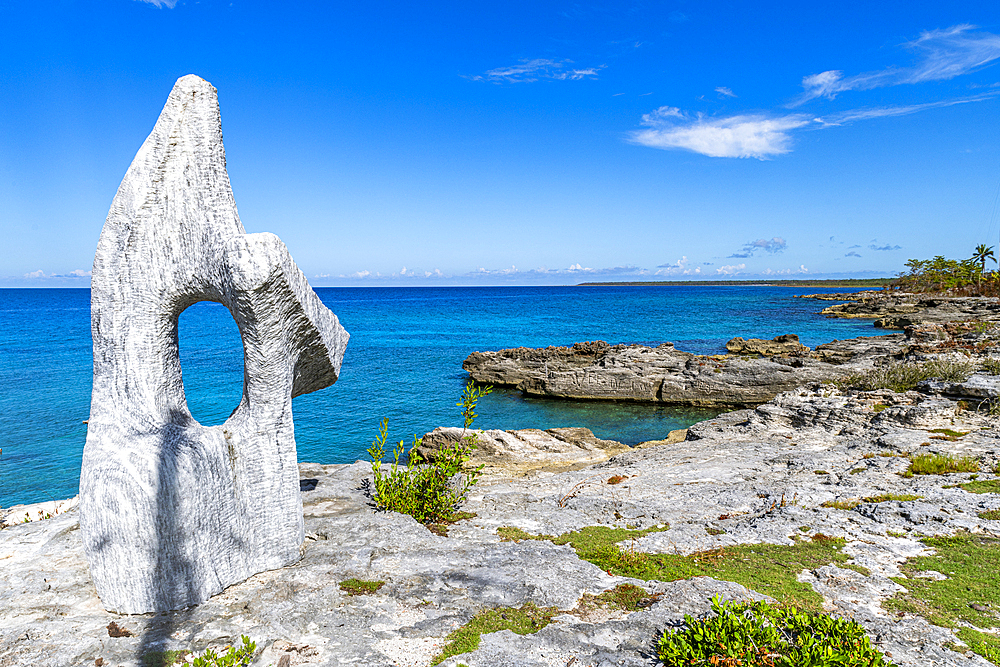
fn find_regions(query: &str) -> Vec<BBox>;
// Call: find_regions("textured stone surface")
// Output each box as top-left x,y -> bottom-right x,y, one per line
800,292 -> 1000,329
725,333 -> 809,356
462,340 -> 868,407
79,75 -> 348,614
416,426 -> 630,475
4,382 -> 999,666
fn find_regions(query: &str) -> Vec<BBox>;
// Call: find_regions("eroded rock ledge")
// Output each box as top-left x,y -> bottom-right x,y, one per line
463,318 -> 1000,407
801,291 -> 1000,329
2,385 -> 999,666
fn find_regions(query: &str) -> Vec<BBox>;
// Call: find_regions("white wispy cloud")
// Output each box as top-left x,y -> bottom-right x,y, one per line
631,108 -> 810,159
467,59 -> 605,84
654,256 -> 702,276
633,93 -> 999,158
633,25 -> 1000,159
135,0 -> 178,7
817,92 -> 999,125
24,269 -> 47,279
795,24 -> 1000,104
715,263 -> 745,275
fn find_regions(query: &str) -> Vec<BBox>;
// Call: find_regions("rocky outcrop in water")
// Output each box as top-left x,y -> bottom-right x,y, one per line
81,75 -> 349,614
3,384 -> 998,666
801,292 -> 1000,329
725,333 -> 809,356
461,338 -> 890,407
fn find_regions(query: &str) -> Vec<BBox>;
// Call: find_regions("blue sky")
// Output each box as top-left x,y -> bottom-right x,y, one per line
2,1 -> 1000,286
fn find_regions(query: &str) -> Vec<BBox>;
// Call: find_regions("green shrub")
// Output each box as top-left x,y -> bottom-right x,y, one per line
367,383 -> 491,524
658,596 -> 893,666
191,636 -> 255,667
836,359 -> 975,393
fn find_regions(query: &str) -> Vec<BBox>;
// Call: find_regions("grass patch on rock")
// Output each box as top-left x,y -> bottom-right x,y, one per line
884,532 -> 1000,664
658,596 -> 893,667
952,479 -> 1000,494
431,602 -> 558,665
339,578 -> 385,596
821,499 -> 861,510
904,453 -> 979,477
979,509 -> 1000,520
928,428 -> 969,441
498,526 -> 863,613
862,493 -> 924,503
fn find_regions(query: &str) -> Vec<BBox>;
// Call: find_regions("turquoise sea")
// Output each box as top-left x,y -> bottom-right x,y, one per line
0,286 -> 888,507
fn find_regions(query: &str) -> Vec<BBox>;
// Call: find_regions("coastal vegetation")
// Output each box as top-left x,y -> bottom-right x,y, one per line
904,453 -> 979,477
834,358 -> 975,393
367,383 -> 491,526
142,636 -> 255,667
893,245 -> 999,295
431,602 -> 558,665
338,578 -> 385,596
497,525 -> 865,612
658,596 -> 893,667
885,532 -> 1000,664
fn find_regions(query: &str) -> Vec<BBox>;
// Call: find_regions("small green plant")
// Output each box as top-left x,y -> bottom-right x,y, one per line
862,493 -> 923,503
431,602 -> 557,665
368,383 -> 491,525
978,509 -> 1000,520
835,359 -> 975,393
906,453 -> 979,476
821,499 -> 861,510
657,596 -> 893,666
887,530 -> 906,538
189,636 -> 255,667
339,578 -> 385,596
813,470 -> 829,475
873,403 -> 889,412
706,527 -> 726,536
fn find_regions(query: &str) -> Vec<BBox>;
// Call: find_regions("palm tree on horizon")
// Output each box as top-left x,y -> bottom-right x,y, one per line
973,243 -> 996,274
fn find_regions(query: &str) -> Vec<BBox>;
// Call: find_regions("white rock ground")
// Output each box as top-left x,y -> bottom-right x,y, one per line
2,385 -> 999,667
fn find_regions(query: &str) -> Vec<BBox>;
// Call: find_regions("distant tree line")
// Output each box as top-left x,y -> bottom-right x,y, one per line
893,244 -> 998,294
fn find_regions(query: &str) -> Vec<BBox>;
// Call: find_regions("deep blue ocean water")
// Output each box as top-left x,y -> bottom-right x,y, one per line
0,286 -> 888,507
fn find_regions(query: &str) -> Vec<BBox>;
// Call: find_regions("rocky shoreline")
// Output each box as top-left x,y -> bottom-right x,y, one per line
462,294 -> 1000,408
3,377 -> 1000,665
4,294 -> 1000,667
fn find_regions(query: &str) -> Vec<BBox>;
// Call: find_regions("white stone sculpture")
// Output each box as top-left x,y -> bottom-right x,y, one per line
80,75 -> 349,614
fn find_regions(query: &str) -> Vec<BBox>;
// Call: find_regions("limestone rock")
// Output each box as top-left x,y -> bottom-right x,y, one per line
416,426 -> 630,475
4,385 -> 999,666
80,75 -> 348,613
726,333 -> 809,356
463,340 -> 861,407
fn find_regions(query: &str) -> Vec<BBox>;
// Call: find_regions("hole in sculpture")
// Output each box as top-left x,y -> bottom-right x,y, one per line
177,301 -> 245,426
